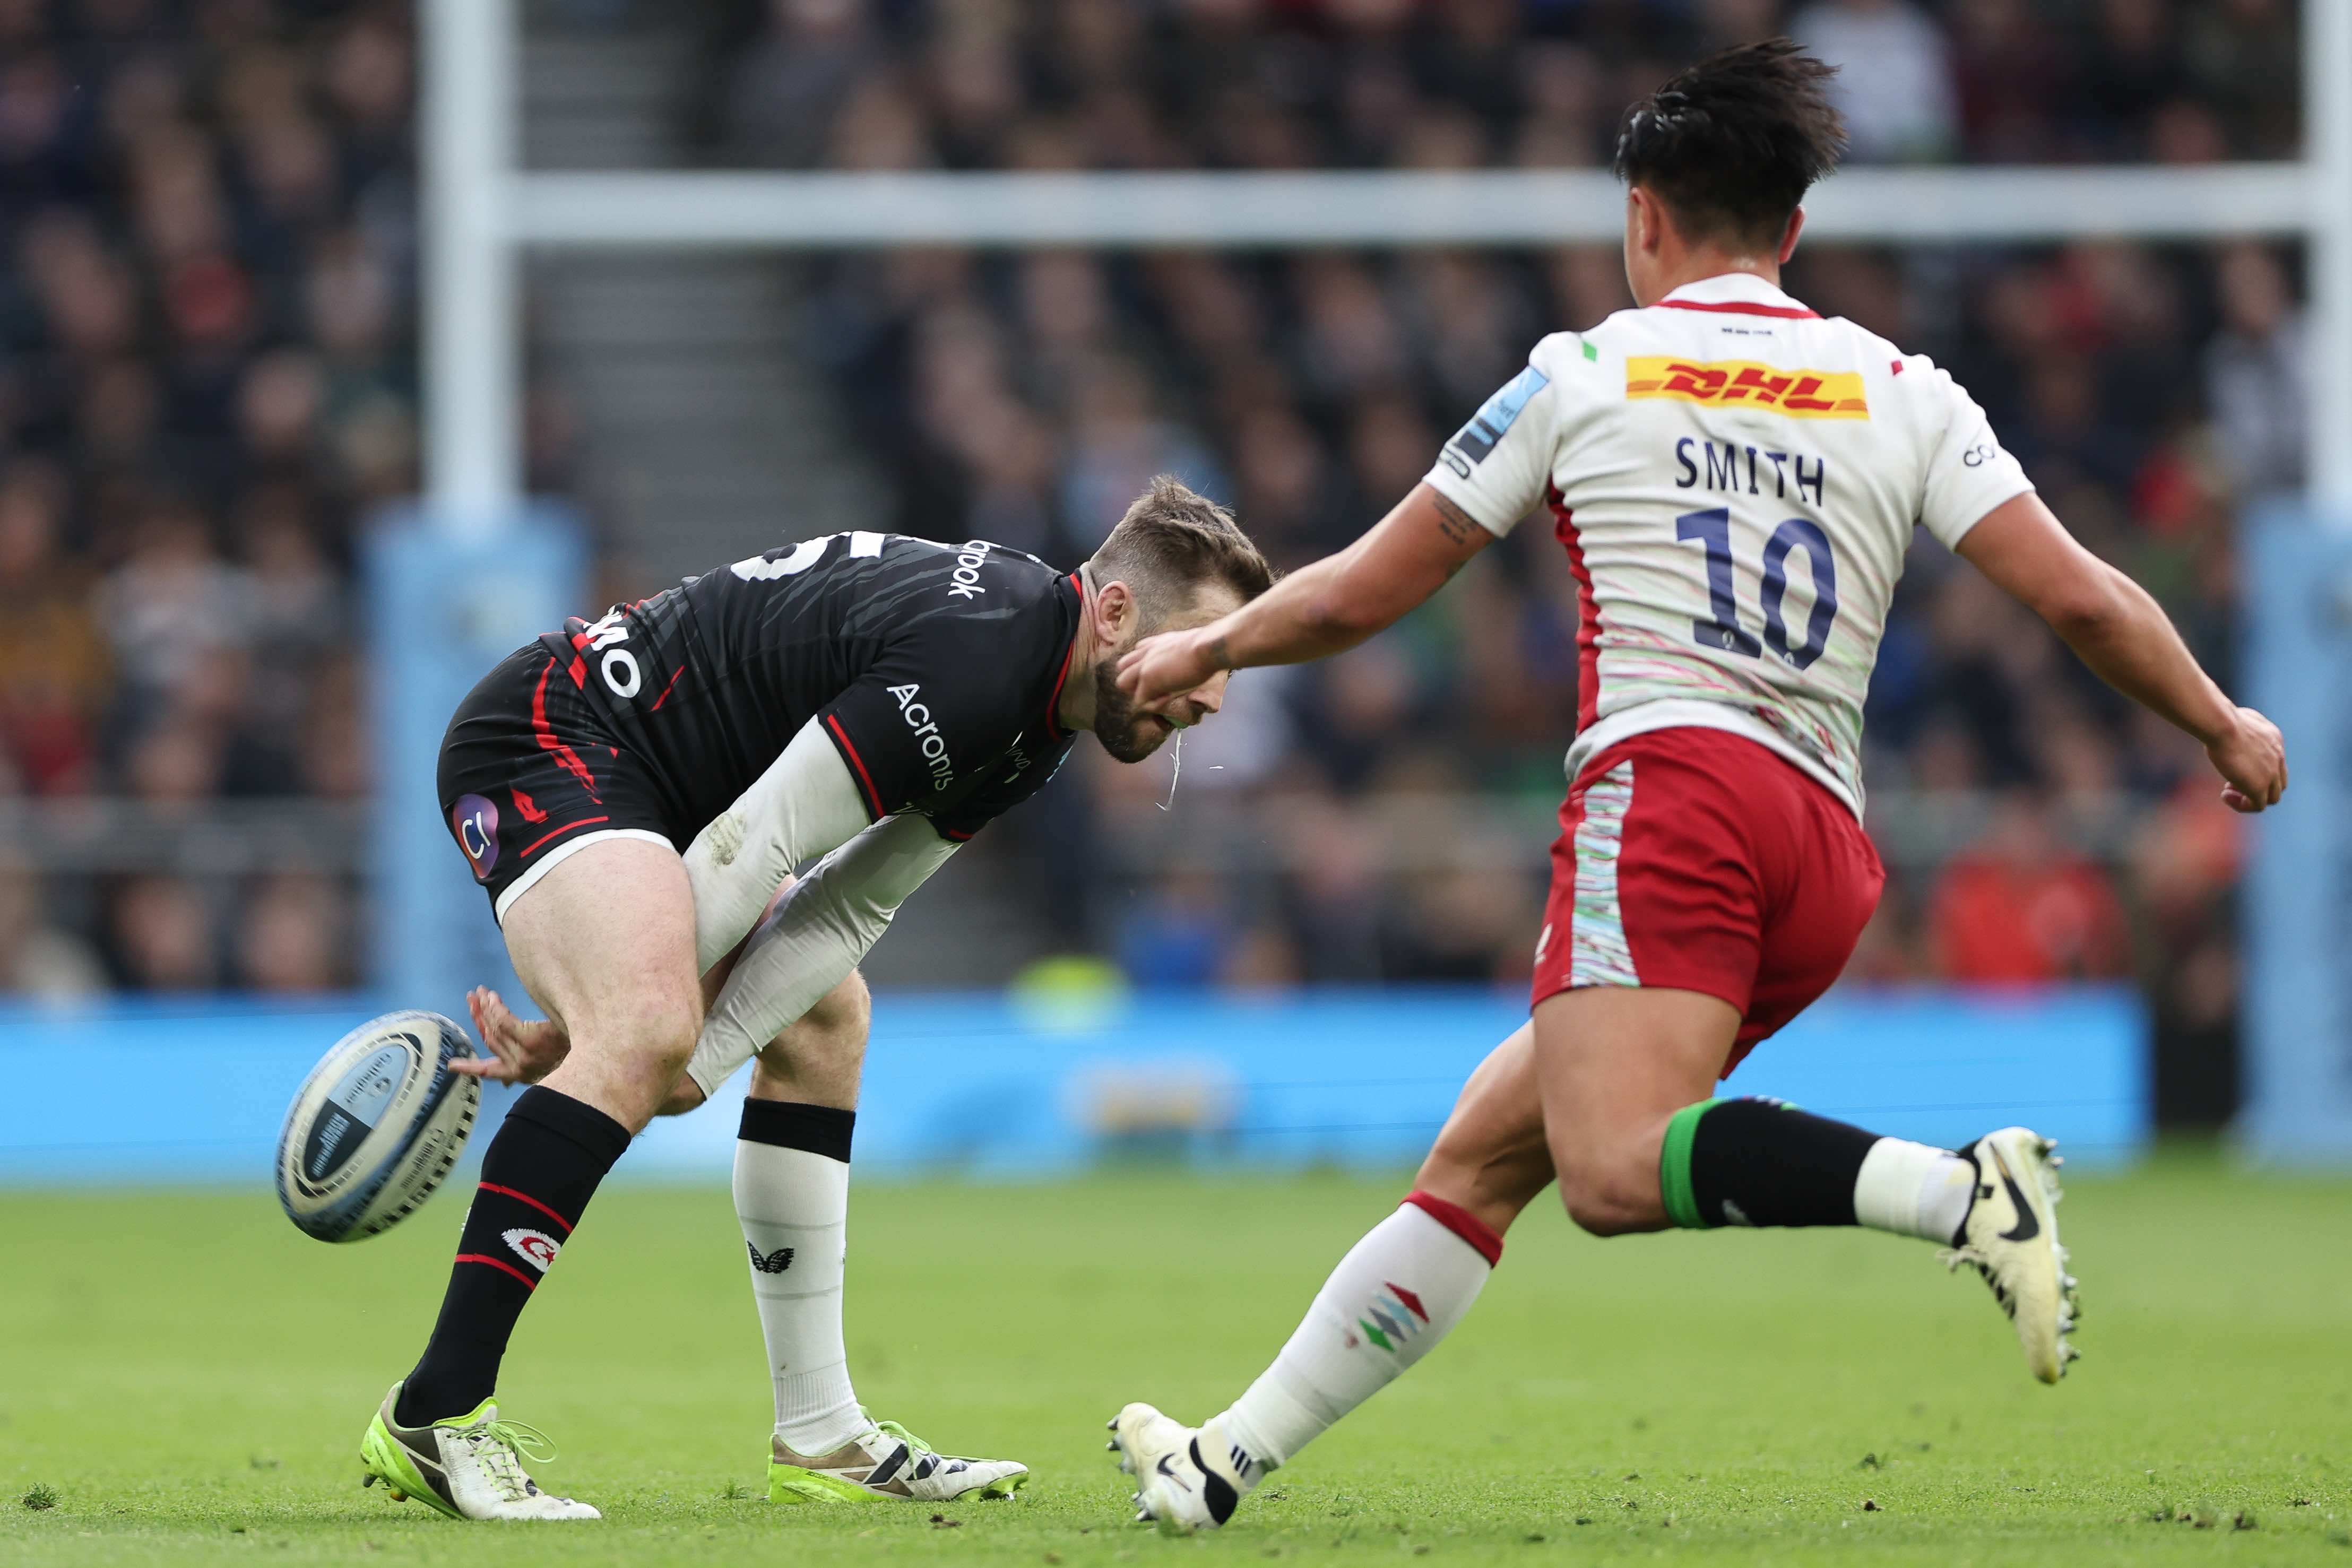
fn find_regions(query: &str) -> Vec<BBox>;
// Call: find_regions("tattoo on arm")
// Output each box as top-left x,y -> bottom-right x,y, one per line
1205,634 -> 1232,670
1428,493 -> 1487,578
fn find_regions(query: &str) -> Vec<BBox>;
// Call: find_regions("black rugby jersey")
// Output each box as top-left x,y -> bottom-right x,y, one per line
533,531 -> 1082,844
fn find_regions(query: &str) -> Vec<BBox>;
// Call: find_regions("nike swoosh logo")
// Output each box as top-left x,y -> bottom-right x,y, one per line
1155,1454 -> 1193,1492
1990,1146 -> 2040,1242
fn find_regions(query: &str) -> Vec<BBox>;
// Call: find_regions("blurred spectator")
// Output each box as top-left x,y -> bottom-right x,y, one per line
2204,242 -> 2306,499
1929,795 -> 2133,983
0,862 -> 106,999
1791,0 -> 1958,162
236,872 -> 350,992
108,874 -> 219,991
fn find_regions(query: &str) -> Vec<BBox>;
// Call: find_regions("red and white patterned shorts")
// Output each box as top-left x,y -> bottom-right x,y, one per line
1530,725 -> 1885,1077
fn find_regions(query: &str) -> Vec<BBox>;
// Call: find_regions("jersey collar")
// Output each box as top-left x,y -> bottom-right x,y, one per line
1042,570 -> 1084,742
1656,273 -> 1820,320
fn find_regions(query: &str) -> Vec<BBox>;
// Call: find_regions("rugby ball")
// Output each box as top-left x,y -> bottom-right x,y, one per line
276,1010 -> 481,1242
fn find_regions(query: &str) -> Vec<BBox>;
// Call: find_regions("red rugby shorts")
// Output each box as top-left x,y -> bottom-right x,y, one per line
1530,725 -> 1885,1077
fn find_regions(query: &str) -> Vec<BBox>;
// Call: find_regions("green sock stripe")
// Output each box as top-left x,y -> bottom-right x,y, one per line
1659,1099 -> 1720,1229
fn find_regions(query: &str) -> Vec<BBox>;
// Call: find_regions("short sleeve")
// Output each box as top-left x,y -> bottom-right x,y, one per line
1424,343 -> 1571,536
817,624 -> 1033,821
1911,357 -> 2034,549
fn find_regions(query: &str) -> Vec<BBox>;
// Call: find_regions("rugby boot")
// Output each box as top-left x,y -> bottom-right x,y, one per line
767,1416 -> 1027,1504
1941,1127 -> 2080,1384
360,1382 -> 599,1520
1106,1402 -> 1264,1534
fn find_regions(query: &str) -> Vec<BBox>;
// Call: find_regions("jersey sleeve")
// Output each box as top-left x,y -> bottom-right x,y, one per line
816,618 -> 1038,822
1910,356 -> 2035,549
926,735 -> 1072,842
1423,338 -> 1576,536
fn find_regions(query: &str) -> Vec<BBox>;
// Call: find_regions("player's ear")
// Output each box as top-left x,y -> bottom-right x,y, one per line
1777,206 -> 1805,265
1095,577 -> 1138,642
1628,186 -> 1665,259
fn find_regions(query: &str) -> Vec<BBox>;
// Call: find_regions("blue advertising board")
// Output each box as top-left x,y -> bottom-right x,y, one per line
0,985 -> 2146,1185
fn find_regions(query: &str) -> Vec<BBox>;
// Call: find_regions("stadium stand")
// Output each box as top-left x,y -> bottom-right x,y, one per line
0,0 -> 2307,1127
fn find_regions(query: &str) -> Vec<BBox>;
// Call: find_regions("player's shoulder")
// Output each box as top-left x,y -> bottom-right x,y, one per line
1497,327 -> 1618,411
879,534 -> 1065,603
1819,322 -> 1985,430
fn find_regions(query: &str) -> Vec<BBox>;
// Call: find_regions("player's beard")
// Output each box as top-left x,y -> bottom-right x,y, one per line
1090,648 -> 1176,763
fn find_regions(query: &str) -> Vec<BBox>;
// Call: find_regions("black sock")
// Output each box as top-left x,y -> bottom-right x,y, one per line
395,1086 -> 630,1426
739,1098 -> 855,1160
1661,1095 -> 1883,1229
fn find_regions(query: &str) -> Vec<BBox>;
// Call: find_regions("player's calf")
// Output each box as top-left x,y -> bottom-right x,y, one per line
1410,1023 -> 1556,1240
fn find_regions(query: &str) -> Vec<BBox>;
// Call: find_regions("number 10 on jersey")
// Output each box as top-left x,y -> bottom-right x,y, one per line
1674,507 -> 1839,671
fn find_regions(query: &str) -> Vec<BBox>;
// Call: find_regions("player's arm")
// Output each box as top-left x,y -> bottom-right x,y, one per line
679,717 -> 874,974
1119,484 -> 1493,706
1955,491 -> 2285,812
681,813 -> 958,1096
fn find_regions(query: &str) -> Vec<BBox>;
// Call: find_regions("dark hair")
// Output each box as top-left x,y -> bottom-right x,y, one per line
1088,474 -> 1275,625
1612,40 -> 1846,251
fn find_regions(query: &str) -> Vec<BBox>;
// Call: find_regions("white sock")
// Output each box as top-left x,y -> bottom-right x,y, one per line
1852,1137 -> 1976,1244
734,1121 -> 870,1456
1216,1195 -> 1499,1472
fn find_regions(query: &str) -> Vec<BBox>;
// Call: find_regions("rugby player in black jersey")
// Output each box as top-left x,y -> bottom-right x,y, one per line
358,477 -> 1272,1521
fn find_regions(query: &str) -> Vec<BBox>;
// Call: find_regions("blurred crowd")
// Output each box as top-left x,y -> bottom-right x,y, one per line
704,0 -> 2302,1122
0,0 -> 413,992
0,0 -> 2313,1123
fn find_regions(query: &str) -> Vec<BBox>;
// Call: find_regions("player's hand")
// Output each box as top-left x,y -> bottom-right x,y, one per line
456,985 -> 570,1084
1117,627 -> 1223,712
2207,706 -> 2286,813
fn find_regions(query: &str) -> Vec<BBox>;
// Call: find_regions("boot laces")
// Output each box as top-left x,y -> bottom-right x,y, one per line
458,1417 -> 557,1502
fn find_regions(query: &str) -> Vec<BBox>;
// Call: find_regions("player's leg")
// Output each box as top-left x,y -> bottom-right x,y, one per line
1535,734 -> 2076,1380
1113,1026 -> 1553,1531
728,974 -> 1029,1503
366,835 -> 701,1521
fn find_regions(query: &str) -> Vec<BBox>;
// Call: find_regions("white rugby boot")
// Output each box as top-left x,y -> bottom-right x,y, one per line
1107,1402 -> 1263,1534
360,1383 -> 600,1520
1941,1127 -> 2080,1384
767,1417 -> 1027,1504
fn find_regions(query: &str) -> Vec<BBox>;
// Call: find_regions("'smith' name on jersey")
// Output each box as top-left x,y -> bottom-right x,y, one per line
1675,439 -> 1826,506
1418,273 -> 2034,817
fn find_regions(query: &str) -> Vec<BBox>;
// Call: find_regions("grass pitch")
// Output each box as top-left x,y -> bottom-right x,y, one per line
2,1158 -> 2347,1566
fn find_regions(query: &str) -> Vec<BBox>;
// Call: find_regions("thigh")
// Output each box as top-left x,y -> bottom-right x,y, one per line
1413,1024 -> 1555,1237
1531,983 -> 1740,1233
499,834 -> 702,1129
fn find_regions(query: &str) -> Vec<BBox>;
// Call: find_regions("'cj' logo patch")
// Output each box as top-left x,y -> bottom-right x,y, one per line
452,794 -> 499,882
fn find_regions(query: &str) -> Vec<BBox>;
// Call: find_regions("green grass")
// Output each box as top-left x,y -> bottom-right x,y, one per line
2,1158 -> 2347,1565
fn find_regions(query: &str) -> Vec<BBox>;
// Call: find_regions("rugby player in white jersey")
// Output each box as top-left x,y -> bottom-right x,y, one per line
1103,40 -> 2287,1532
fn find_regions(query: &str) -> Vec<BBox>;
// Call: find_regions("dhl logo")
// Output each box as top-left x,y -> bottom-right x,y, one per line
1625,357 -> 1870,419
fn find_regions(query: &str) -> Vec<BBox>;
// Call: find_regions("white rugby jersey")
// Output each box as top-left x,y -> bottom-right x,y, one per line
1424,271 -> 2034,817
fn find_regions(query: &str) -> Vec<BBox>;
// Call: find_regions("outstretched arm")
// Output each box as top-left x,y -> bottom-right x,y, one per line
1955,491 -> 2285,812
1118,484 -> 1495,707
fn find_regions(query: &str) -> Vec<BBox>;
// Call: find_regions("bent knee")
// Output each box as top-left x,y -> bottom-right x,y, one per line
1555,1153 -> 1666,1237
798,970 -> 871,1048
600,995 -> 703,1074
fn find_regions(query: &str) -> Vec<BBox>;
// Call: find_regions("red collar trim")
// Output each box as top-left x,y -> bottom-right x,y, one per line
1656,297 -> 1820,320
1044,571 -> 1083,740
